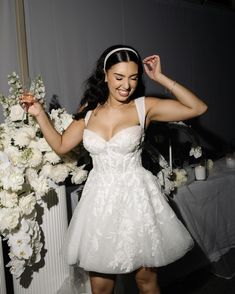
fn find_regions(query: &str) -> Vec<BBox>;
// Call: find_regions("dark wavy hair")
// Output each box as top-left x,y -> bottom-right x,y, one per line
74,44 -> 145,120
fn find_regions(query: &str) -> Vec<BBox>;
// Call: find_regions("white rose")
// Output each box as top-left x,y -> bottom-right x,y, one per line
40,164 -> 53,177
2,167 -> 25,191
9,104 -> 25,121
33,137 -> 52,152
43,151 -> 61,164
0,191 -> 18,208
5,146 -> 21,166
28,175 -> 49,199
0,208 -> 20,232
19,193 -> 36,215
50,164 -> 69,183
14,127 -> 36,147
71,167 -> 88,184
25,168 -> 37,182
28,148 -> 42,168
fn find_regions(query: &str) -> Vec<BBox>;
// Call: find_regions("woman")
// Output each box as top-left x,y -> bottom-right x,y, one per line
21,45 -> 207,294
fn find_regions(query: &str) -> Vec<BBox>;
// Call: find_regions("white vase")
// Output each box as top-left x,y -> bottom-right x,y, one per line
13,185 -> 70,294
0,239 -> 7,294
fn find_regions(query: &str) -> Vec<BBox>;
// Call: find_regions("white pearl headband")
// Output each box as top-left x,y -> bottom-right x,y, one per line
103,47 -> 139,71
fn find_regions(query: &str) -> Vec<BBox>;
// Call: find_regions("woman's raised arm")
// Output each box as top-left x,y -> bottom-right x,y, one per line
143,55 -> 208,123
20,97 -> 84,155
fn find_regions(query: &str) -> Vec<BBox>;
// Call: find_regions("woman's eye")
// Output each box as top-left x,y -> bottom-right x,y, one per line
116,77 -> 122,81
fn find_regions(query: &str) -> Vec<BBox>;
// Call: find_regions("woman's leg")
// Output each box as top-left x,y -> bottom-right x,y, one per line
135,267 -> 161,294
89,272 -> 116,294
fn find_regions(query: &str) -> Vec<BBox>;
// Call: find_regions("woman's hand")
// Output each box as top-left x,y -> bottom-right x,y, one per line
20,92 -> 44,117
143,55 -> 162,81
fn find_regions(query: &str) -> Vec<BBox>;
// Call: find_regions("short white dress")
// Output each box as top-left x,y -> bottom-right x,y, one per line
63,96 -> 194,274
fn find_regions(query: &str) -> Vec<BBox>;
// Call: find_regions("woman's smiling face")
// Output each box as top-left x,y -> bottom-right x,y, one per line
105,61 -> 139,103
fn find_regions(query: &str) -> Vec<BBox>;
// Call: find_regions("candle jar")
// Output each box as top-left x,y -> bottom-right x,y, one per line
226,154 -> 235,168
195,164 -> 207,180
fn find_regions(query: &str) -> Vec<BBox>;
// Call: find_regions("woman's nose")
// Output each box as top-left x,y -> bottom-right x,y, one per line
123,79 -> 130,89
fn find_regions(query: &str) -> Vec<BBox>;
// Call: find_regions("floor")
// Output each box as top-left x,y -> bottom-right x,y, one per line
114,246 -> 235,294
114,267 -> 235,294
162,267 -> 235,294
5,266 -> 235,293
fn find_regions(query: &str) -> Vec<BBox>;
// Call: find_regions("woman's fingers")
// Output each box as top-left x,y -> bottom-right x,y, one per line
143,55 -> 159,64
143,62 -> 153,71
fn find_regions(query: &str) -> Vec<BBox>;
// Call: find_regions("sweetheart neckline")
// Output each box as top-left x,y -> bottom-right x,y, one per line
84,125 -> 142,143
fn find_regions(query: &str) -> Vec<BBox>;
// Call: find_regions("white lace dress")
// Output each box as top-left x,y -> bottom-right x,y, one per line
63,97 -> 193,274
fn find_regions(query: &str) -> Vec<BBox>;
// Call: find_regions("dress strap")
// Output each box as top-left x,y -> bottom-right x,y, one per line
134,97 -> 146,129
84,110 -> 92,126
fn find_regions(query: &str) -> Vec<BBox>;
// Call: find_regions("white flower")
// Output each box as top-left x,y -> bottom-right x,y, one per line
1,73 -> 88,277
189,146 -> 202,158
0,151 -> 11,170
173,168 -> 188,187
1,166 -> 25,191
34,179 -> 50,198
43,151 -> 61,164
11,241 -> 33,260
19,147 -> 42,168
21,218 -> 35,236
50,164 -> 70,183
157,169 -> 175,195
6,258 -> 25,278
40,163 -> 53,178
25,167 -> 37,181
5,146 -> 21,166
207,159 -> 214,170
50,108 -> 73,133
9,104 -> 25,121
33,137 -> 52,152
14,127 -> 36,147
8,230 -> 31,248
27,148 -> 42,168
71,166 -> 88,184
59,112 -> 73,130
33,241 -> 42,263
19,193 -> 36,215
0,208 -> 20,232
26,169 -> 50,198
0,126 -> 11,148
20,218 -> 30,233
0,191 -> 18,208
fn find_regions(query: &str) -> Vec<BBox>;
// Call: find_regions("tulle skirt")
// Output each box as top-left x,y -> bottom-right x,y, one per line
62,167 -> 194,274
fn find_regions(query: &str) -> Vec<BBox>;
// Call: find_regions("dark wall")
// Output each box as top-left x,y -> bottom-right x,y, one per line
6,0 -> 235,156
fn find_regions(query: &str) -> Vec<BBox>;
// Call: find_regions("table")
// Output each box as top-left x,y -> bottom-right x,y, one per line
173,158 -> 235,278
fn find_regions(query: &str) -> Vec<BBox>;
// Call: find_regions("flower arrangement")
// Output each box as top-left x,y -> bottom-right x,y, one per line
168,121 -> 202,160
144,121 -> 203,196
0,73 -> 88,277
